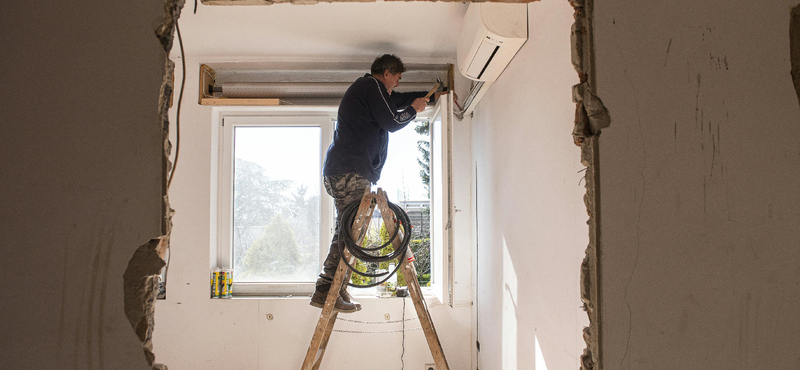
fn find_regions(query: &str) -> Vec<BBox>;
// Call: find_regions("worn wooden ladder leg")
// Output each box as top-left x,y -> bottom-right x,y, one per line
375,189 -> 451,370
301,188 -> 376,370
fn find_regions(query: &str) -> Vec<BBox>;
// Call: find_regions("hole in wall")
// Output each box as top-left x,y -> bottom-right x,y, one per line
140,1 -> 607,370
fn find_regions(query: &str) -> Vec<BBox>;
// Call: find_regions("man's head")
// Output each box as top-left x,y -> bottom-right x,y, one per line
371,54 -> 406,94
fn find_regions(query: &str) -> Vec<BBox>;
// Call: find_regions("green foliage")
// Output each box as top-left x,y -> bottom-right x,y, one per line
415,121 -> 431,198
348,260 -> 370,286
343,213 -> 432,289
233,158 -> 291,229
240,214 -> 301,279
409,237 -> 431,286
348,223 -> 382,287
232,158 -> 292,273
232,158 -> 321,281
377,221 -> 431,288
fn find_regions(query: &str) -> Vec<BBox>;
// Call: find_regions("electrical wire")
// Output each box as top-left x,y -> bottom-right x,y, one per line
162,19 -> 186,292
201,69 -> 215,98
167,20 -> 185,190
401,295 -> 406,370
338,198 -> 412,288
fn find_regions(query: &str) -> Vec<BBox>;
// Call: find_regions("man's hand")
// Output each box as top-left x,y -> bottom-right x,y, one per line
411,97 -> 428,113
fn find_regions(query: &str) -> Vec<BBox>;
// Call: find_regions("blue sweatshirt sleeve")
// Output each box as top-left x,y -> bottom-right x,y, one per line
365,78 -> 419,132
389,90 -> 430,109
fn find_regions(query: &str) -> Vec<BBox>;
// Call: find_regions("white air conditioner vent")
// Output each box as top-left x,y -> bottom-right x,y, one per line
457,3 -> 528,82
454,3 -> 528,117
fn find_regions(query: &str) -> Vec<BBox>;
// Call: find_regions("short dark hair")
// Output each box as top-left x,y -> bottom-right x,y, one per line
371,54 -> 406,76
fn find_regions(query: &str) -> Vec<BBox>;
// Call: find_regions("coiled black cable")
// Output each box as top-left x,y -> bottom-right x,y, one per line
338,198 -> 412,288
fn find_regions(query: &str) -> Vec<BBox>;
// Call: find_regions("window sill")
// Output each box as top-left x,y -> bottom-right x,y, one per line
227,282 -> 433,300
218,290 -> 439,304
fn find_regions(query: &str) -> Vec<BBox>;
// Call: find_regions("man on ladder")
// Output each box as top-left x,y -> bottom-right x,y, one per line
310,54 -> 444,313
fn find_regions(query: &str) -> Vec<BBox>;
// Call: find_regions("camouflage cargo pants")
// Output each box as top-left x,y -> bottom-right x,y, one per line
316,173 -> 371,290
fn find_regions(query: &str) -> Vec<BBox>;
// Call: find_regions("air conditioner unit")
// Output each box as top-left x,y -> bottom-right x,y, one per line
455,3 -> 527,116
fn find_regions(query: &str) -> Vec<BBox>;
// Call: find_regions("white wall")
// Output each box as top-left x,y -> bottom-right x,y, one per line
175,2 -> 467,59
0,1 -> 166,369
594,0 -> 800,368
154,57 -> 474,369
469,1 -> 589,369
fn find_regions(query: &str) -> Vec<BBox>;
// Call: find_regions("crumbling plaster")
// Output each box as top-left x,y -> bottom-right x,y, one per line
122,1 -> 184,369
568,1 -> 607,369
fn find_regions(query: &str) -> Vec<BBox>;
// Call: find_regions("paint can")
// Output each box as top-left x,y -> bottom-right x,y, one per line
225,268 -> 233,298
218,269 -> 228,298
211,268 -> 221,298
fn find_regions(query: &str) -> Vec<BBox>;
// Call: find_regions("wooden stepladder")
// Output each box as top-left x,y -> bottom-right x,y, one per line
301,188 -> 450,370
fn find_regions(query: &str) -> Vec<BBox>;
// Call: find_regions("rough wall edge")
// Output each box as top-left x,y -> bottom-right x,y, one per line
791,5 -> 800,110
122,1 -> 185,369
570,0 -> 605,369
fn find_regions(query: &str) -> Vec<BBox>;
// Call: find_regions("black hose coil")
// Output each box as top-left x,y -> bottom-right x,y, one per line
338,198 -> 412,288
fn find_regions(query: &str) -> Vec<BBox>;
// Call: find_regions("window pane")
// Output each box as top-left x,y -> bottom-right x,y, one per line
232,126 -> 321,283
374,120 -> 431,286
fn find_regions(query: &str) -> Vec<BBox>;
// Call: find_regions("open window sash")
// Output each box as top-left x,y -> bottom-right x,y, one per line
429,93 -> 454,306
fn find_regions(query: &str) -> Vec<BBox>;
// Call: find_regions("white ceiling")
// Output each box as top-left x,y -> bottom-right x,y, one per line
176,2 -> 468,62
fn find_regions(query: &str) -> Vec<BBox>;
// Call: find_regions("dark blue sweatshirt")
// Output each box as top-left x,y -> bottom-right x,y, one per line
322,74 -> 429,183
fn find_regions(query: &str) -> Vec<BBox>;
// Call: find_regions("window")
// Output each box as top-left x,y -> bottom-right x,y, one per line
214,97 -> 452,301
217,114 -> 333,296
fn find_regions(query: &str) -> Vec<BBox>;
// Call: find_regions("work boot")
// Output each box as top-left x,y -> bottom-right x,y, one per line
310,286 -> 361,313
340,288 -> 362,311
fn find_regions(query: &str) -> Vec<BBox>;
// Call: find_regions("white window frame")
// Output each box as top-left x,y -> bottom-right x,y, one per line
209,100 -> 452,301
212,108 -> 336,297
428,95 -> 454,306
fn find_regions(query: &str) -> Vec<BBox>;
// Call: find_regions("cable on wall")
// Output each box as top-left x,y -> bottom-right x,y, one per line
167,20 -> 185,190
162,19 -> 186,294
337,198 -> 412,288
401,295 -> 407,369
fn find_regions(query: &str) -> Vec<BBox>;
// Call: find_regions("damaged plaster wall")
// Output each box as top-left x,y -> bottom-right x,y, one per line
0,1 -> 170,369
469,1 -> 589,369
594,0 -> 800,368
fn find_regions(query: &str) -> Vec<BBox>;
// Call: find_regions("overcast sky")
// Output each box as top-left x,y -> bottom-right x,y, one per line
233,121 -> 429,203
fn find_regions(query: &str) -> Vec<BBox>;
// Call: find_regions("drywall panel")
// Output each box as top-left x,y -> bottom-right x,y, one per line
470,1 -> 588,369
0,1 -> 166,369
594,0 -> 800,369
255,299 -> 471,369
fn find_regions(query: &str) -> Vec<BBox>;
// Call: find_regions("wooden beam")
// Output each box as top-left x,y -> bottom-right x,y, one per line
447,63 -> 455,93
199,97 -> 281,106
199,64 -> 216,105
